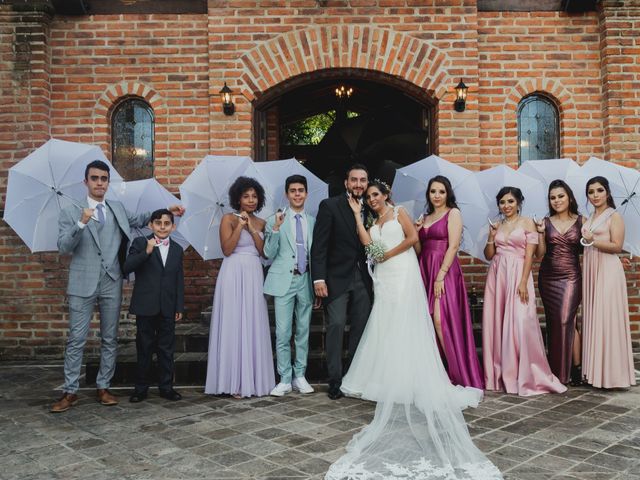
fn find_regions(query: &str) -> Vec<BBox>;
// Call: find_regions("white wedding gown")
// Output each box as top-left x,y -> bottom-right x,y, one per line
326,208 -> 502,480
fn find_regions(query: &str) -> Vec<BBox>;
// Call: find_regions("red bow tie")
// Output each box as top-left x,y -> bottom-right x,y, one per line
155,237 -> 169,246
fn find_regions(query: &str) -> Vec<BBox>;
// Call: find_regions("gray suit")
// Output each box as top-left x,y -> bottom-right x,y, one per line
58,198 -> 150,393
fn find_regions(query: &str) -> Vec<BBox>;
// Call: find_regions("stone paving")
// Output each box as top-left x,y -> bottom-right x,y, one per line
1,360 -> 639,480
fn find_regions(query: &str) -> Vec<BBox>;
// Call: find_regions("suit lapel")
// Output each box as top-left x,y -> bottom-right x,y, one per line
82,199 -> 101,249
284,215 -> 296,252
336,195 -> 358,246
107,200 -> 132,242
305,213 -> 313,250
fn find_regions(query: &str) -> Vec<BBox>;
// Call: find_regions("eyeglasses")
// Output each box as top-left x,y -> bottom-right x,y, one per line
89,175 -> 109,182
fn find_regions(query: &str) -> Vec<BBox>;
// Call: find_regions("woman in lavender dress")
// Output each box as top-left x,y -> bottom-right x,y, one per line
205,176 -> 275,397
415,176 -> 484,389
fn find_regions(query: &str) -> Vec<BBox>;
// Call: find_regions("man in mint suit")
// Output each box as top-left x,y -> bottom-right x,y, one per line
264,175 -> 316,396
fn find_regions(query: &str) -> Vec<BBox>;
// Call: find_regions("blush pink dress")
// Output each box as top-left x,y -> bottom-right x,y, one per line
581,209 -> 635,389
482,227 -> 567,396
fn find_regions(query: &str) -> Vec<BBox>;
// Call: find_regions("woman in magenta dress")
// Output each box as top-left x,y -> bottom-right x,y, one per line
482,186 -> 566,396
535,180 -> 584,386
415,175 -> 484,389
205,176 -> 275,398
581,176 -> 635,389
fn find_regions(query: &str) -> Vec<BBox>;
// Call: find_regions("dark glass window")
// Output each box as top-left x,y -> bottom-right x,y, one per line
111,98 -> 154,180
517,95 -> 560,164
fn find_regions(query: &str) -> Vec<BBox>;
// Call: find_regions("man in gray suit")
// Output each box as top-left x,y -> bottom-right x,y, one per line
51,160 -> 184,413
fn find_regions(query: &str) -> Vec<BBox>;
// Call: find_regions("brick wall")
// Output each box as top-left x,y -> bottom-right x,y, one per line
1,0 -> 638,359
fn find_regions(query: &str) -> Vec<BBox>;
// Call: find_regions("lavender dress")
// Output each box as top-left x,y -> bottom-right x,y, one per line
205,229 -> 275,397
417,210 -> 484,389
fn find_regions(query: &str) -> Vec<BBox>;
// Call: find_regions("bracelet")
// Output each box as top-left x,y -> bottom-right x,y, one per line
486,241 -> 494,245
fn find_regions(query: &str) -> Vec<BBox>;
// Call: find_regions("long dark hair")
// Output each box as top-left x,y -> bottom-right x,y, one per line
364,179 -> 393,221
496,186 -> 524,209
425,175 -> 459,215
547,179 -> 579,216
586,176 -> 616,209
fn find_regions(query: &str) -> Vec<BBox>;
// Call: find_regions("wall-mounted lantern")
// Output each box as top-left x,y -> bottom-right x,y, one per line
220,82 -> 235,116
454,79 -> 468,112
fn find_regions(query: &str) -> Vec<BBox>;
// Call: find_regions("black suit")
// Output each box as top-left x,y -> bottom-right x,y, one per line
311,194 -> 372,388
123,235 -> 184,393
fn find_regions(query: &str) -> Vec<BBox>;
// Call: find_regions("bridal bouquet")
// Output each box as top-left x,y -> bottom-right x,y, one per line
365,240 -> 386,276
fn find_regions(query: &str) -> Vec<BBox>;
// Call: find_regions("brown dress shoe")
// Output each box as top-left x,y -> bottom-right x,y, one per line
50,393 -> 78,413
96,388 -> 119,406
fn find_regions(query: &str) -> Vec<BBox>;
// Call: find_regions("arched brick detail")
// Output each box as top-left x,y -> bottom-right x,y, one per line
237,25 -> 452,103
91,82 -> 169,173
503,79 -> 577,163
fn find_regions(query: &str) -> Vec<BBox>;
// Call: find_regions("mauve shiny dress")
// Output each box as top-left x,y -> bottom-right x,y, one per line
538,217 -> 582,385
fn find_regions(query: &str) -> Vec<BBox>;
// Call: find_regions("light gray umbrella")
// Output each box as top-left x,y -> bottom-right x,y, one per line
3,138 -> 123,252
117,178 -> 190,250
177,155 -> 252,260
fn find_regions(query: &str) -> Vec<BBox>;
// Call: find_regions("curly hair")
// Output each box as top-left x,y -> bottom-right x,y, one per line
228,176 -> 266,212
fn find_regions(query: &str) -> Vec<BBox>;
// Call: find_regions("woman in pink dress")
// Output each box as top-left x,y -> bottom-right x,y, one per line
415,175 -> 484,389
581,176 -> 635,389
482,186 -> 566,396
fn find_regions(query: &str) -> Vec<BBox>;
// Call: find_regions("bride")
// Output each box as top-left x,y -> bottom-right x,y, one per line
326,180 -> 502,480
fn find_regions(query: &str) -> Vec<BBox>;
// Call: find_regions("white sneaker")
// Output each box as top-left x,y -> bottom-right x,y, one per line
270,382 -> 292,397
292,377 -> 314,394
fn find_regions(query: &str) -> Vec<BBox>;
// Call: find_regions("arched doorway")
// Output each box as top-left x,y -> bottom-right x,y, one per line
254,68 -> 436,195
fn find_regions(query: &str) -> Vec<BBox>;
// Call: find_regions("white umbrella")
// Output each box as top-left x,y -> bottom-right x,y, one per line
243,158 -> 328,218
580,157 -> 640,256
117,178 -> 190,250
3,138 -> 123,252
177,155 -> 253,260
518,158 -> 588,216
391,154 -> 490,261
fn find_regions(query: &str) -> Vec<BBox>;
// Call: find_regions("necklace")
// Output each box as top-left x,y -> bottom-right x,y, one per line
503,214 -> 519,224
376,206 -> 392,223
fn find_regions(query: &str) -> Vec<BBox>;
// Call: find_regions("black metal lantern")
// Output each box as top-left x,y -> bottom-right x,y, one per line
220,82 -> 235,116
454,79 -> 468,112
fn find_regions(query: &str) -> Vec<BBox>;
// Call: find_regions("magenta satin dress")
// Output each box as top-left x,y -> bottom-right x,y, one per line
417,210 -> 484,389
482,227 -> 566,396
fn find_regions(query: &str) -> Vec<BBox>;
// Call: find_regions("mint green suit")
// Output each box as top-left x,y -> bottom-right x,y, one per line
263,213 -> 315,384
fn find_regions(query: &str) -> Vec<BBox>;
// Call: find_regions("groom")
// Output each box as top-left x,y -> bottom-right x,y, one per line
311,164 -> 372,399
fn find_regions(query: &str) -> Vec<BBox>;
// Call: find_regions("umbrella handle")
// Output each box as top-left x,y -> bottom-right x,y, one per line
580,237 -> 594,247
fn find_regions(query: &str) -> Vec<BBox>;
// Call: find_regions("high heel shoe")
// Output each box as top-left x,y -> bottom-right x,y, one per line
569,364 -> 584,386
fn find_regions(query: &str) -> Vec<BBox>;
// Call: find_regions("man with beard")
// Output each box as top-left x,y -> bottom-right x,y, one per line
311,164 -> 373,400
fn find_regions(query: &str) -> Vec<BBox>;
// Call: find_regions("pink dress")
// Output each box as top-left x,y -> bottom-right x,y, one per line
482,227 -> 567,396
582,209 -> 635,389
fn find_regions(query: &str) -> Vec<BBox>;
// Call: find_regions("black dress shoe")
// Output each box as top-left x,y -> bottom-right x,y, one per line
328,387 -> 344,400
129,391 -> 148,403
159,389 -> 182,401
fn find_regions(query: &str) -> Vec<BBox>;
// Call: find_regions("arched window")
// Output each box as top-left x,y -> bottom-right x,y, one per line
111,98 -> 154,180
517,95 -> 560,164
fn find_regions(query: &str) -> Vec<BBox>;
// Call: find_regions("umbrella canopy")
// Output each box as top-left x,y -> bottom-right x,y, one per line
580,157 -> 640,256
243,158 -> 329,218
474,165 -> 545,220
391,154 -> 490,261
177,155 -> 252,260
518,158 -> 588,216
3,138 -> 123,252
117,178 -> 190,250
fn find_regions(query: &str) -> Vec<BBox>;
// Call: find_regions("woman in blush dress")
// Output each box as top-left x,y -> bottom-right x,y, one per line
535,180 -> 585,386
414,175 -> 484,389
580,176 -> 635,389
482,186 -> 566,396
205,176 -> 275,398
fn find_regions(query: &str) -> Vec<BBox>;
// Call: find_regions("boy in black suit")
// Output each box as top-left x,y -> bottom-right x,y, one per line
123,209 -> 184,402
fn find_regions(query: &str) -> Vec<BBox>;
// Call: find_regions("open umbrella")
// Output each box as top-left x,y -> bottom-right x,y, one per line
243,158 -> 328,218
579,157 -> 640,256
3,138 -> 123,252
391,154 -> 490,261
117,178 -> 190,250
177,155 -> 252,260
518,158 -> 588,216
